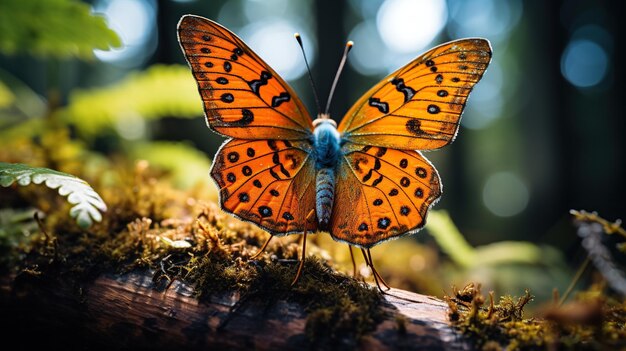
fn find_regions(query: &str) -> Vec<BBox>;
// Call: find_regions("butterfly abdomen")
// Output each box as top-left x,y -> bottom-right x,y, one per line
313,119 -> 341,229
316,168 -> 335,229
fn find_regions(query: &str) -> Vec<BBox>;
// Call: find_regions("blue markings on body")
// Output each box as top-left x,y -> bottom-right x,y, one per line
312,119 -> 342,229
313,120 -> 341,170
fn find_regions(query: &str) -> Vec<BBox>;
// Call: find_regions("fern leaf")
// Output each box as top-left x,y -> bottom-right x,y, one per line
0,162 -> 107,228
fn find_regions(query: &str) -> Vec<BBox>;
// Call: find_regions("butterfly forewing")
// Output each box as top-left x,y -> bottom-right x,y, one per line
330,145 -> 441,247
338,39 -> 492,150
178,15 -> 313,140
211,139 -> 317,235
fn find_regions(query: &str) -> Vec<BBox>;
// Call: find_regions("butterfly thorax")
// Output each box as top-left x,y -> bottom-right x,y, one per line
312,116 -> 340,169
312,115 -> 341,229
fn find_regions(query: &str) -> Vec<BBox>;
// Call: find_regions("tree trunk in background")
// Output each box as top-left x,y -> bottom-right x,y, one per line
314,0 -> 352,121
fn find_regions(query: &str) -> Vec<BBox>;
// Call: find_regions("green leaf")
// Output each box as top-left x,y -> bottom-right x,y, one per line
0,79 -> 14,108
0,162 -> 107,229
61,64 -> 203,136
0,0 -> 121,59
426,210 -> 477,268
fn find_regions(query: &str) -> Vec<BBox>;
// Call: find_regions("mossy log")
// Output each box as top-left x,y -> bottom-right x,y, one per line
0,270 -> 470,350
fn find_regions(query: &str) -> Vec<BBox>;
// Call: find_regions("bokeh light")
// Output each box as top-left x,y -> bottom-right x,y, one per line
376,0 -> 447,54
114,112 -> 146,140
447,0 -> 522,44
239,20 -> 315,81
349,0 -> 448,75
482,172 -> 529,217
93,0 -> 157,67
560,39 -> 609,88
348,20 -> 388,75
461,61 -> 504,129
243,0 -> 289,21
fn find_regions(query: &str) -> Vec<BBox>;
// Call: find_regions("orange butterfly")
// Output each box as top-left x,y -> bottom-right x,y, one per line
178,15 -> 491,288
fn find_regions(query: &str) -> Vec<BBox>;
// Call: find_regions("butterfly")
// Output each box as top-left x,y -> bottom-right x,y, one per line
178,15 -> 491,288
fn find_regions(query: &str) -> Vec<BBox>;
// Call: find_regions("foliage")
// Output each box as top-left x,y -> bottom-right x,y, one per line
61,64 -> 203,136
0,0 -> 121,59
127,141 -> 213,190
426,210 -> 570,302
0,162 -> 107,228
0,79 -> 14,108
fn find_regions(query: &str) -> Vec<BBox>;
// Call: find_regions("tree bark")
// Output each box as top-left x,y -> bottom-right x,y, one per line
0,271 -> 470,350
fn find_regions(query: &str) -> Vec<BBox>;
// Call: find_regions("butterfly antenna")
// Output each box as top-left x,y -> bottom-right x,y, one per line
295,33 -> 322,114
325,40 -> 353,115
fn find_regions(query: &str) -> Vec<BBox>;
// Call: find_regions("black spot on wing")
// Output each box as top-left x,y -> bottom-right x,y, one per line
390,77 -> 416,103
221,93 -> 234,103
271,92 -> 291,107
377,217 -> 391,229
242,166 -> 252,176
372,174 -> 383,187
368,97 -> 389,113
248,71 -> 272,96
259,206 -> 272,218
227,152 -> 239,163
267,140 -> 278,151
406,119 -> 426,136
269,169 -> 280,180
400,206 -> 410,216
232,109 -> 254,126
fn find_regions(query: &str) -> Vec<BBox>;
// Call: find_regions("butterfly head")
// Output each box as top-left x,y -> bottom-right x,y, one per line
312,113 -> 336,128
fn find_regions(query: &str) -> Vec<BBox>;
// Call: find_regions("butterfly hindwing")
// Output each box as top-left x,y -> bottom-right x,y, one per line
330,143 -> 442,248
178,15 -> 313,140
211,138 -> 317,235
338,39 -> 492,150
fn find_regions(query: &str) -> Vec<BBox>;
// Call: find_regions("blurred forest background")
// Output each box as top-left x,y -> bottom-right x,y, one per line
1,0 -> 624,303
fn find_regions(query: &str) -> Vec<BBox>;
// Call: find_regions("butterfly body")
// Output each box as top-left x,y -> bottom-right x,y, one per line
311,116 -> 342,229
178,15 -> 492,249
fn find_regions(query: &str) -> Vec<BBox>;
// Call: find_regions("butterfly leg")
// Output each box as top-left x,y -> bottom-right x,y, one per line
348,245 -> 359,278
366,249 -> 390,291
360,248 -> 390,292
291,209 -> 316,287
250,234 -> 274,260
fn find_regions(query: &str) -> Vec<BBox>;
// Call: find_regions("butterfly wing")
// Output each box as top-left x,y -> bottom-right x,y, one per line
211,139 -> 317,235
178,15 -> 313,140
338,38 -> 492,150
330,144 -> 441,247
329,39 -> 491,247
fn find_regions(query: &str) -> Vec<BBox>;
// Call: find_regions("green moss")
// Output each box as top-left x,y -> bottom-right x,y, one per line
446,282 -> 626,350
1,144 -> 385,347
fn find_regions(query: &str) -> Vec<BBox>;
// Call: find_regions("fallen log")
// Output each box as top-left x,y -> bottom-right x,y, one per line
0,270 -> 469,350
